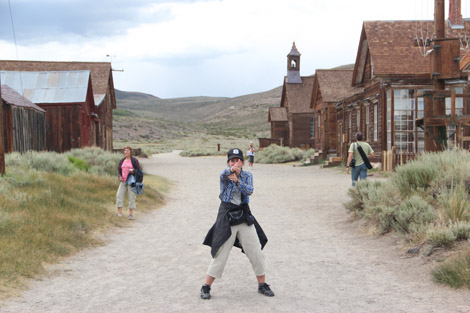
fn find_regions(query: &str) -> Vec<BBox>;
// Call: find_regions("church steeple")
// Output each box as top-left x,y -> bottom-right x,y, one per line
287,42 -> 302,83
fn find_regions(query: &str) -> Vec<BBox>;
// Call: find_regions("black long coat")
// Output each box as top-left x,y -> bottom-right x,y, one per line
203,202 -> 268,258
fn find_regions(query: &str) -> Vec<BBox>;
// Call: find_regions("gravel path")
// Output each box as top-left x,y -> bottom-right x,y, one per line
1,151 -> 469,313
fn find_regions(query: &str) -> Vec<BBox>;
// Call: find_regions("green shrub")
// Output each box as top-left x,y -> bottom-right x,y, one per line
437,182 -> 470,223
300,149 -> 317,163
450,221 -> 470,240
426,226 -> 456,248
28,152 -> 76,175
179,150 -> 222,157
67,156 -> 90,172
432,253 -> 470,289
256,144 -> 304,164
392,158 -> 438,196
392,195 -> 436,234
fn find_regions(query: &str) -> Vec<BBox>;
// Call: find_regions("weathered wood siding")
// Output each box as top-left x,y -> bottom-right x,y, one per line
42,104 -> 82,152
2,102 -> 13,152
271,121 -> 289,146
289,113 -> 314,148
12,107 -> 46,153
327,104 -> 337,154
2,103 -> 46,153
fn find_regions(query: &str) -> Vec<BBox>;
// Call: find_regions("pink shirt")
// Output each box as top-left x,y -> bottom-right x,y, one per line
121,159 -> 134,181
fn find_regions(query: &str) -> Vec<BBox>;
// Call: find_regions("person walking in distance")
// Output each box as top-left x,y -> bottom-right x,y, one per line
346,132 -> 374,186
200,148 -> 274,300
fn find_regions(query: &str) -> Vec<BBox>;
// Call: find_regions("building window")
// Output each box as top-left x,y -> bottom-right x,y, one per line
291,60 -> 297,68
365,106 -> 370,140
318,114 -> 321,137
373,104 -> 378,142
386,89 -> 392,150
416,90 -> 425,152
310,116 -> 315,139
349,112 -> 352,142
356,108 -> 361,133
393,89 -> 416,153
446,87 -> 464,147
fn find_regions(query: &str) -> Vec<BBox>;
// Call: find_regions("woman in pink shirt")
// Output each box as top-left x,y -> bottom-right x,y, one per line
116,146 -> 141,220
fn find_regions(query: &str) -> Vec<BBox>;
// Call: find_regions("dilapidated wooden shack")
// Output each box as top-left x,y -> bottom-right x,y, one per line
0,61 -> 115,151
1,70 -> 96,153
1,84 -> 46,153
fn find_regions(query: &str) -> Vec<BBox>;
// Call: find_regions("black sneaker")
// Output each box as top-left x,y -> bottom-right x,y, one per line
258,283 -> 275,297
200,284 -> 211,300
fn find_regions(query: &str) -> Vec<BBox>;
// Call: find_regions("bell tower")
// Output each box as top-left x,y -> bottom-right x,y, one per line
287,42 -> 302,83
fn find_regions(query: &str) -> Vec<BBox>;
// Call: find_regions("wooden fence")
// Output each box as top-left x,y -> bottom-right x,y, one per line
382,147 -> 417,172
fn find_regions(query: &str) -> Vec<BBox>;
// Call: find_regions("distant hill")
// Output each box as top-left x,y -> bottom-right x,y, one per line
113,64 -> 353,142
113,86 -> 283,141
114,89 -> 160,100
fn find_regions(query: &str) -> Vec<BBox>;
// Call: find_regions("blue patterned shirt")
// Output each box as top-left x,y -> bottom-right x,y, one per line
219,167 -> 253,204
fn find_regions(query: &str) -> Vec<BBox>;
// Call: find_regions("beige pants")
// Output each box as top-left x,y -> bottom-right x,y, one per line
207,223 -> 266,279
116,181 -> 136,209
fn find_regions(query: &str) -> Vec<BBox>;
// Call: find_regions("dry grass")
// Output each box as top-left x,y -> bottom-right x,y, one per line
0,150 -> 170,299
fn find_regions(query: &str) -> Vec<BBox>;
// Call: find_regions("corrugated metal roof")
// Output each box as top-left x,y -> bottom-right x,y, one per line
94,94 -> 105,106
0,70 -> 90,104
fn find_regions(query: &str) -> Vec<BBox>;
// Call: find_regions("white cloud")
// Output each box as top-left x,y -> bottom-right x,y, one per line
0,0 -> 443,97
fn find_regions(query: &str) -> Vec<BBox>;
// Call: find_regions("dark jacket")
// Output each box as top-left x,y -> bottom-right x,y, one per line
203,202 -> 268,257
118,157 -> 141,180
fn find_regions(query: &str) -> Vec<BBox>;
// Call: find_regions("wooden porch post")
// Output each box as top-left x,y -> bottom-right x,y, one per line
429,0 -> 448,150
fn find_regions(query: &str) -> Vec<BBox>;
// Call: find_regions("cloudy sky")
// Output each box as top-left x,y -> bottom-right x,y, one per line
0,0 -> 465,98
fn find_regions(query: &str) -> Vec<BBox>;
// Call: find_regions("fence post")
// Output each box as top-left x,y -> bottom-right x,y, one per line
217,144 -> 220,152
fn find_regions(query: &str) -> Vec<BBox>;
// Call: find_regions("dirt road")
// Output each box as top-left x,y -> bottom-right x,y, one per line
1,151 -> 469,312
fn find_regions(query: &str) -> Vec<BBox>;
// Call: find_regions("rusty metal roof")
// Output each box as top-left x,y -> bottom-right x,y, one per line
0,70 -> 90,104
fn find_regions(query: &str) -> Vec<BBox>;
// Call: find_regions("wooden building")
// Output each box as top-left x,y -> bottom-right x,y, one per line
336,9 -> 470,164
0,61 -> 116,151
311,69 -> 362,158
263,43 -> 315,148
0,81 -> 4,174
1,70 -> 96,152
1,84 -> 46,153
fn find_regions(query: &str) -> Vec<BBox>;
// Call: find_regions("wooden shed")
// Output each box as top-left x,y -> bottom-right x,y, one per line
311,69 -> 362,158
1,70 -> 96,153
1,84 -> 46,153
261,43 -> 315,148
0,61 -> 116,151
268,107 -> 289,146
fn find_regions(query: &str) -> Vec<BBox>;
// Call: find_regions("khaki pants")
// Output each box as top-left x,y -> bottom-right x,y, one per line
116,181 -> 136,209
207,223 -> 266,279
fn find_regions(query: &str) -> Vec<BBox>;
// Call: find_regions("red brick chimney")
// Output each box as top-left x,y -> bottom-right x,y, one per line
448,0 -> 463,27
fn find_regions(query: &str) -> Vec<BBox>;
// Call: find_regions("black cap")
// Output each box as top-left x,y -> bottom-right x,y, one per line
227,148 -> 244,161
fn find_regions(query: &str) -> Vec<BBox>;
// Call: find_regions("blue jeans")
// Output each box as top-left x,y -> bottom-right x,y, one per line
351,163 -> 368,186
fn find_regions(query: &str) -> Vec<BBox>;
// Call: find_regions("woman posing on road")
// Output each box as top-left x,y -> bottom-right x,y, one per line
200,148 -> 274,300
116,146 -> 141,220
